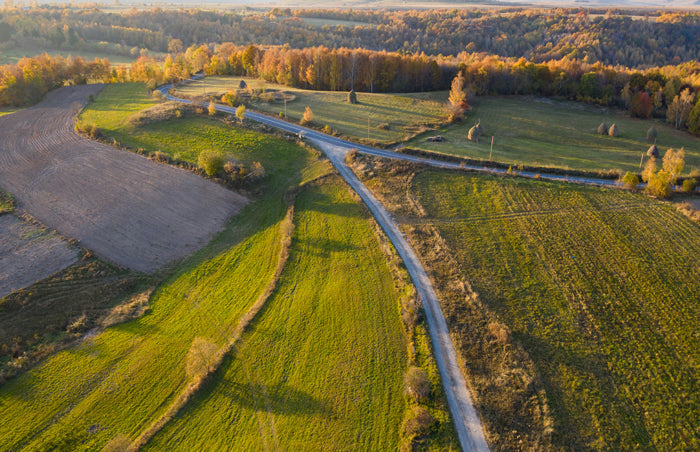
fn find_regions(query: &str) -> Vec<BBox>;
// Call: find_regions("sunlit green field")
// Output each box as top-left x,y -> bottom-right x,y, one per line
407,96 -> 700,174
401,170 -> 700,450
0,46 -> 137,65
175,76 -> 447,143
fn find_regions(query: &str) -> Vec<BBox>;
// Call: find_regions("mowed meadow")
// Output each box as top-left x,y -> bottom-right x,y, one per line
174,76 -> 446,143
0,84 -> 443,450
407,96 -> 700,174
400,170 -> 700,450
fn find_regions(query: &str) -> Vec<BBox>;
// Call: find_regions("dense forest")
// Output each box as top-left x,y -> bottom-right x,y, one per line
1,5 -> 699,134
0,6 -> 698,69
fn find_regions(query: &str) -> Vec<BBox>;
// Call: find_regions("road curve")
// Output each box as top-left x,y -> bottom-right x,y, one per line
161,82 -> 490,451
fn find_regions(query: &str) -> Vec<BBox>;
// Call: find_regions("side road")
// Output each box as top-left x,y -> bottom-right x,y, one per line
161,83 -> 490,451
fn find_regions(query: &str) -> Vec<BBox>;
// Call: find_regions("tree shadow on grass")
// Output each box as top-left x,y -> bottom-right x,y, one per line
223,380 -> 334,418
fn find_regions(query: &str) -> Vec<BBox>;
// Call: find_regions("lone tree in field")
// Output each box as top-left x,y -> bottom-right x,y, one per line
608,123 -> 619,137
301,105 -> 313,125
447,71 -> 467,122
597,122 -> 608,135
647,144 -> 659,159
647,126 -> 658,142
662,147 -> 685,184
235,104 -> 246,123
468,121 -> 483,142
348,89 -> 358,104
208,101 -> 216,116
186,337 -> 218,381
404,366 -> 431,402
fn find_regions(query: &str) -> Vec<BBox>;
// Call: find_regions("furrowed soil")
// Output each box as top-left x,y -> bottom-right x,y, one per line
0,214 -> 78,298
0,85 -> 246,273
351,154 -> 700,451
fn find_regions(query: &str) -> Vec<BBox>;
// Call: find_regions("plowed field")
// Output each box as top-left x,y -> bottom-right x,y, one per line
0,85 -> 246,273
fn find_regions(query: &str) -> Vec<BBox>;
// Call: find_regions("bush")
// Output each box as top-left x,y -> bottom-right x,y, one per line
404,366 -> 431,402
621,171 -> 640,189
198,151 -> 224,176
402,406 -> 436,438
682,178 -> 697,193
646,170 -> 673,198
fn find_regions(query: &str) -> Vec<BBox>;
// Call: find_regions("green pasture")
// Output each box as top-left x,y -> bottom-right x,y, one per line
0,46 -> 136,66
147,181 -> 412,450
406,171 -> 700,450
407,96 -> 700,174
174,76 -> 447,143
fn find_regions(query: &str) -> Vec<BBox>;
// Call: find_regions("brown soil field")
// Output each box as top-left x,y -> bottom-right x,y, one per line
0,214 -> 78,298
0,85 -> 246,273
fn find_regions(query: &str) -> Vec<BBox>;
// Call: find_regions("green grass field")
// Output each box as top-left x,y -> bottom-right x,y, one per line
145,181 -> 412,450
0,83 -> 457,450
0,46 -> 136,66
400,171 -> 700,450
407,96 -> 700,174
0,108 -> 19,117
174,76 -> 447,143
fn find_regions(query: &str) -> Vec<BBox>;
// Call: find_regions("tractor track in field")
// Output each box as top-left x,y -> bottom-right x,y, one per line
0,85 -> 246,275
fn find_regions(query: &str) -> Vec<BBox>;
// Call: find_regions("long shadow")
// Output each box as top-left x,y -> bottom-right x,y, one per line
223,381 -> 333,417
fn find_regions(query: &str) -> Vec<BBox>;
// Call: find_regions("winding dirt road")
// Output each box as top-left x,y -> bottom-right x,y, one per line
0,85 -> 246,273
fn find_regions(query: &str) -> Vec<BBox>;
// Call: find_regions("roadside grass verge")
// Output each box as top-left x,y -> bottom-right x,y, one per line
174,76 -> 447,143
0,107 -> 19,117
357,157 -> 700,450
146,179 -> 435,450
406,96 -> 700,174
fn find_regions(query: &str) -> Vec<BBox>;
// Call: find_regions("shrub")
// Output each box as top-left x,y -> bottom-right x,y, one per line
621,171 -> 640,189
236,104 -> 246,123
682,178 -> 697,192
646,170 -> 673,198
198,151 -> 224,176
402,406 -> 436,438
597,122 -> 608,135
404,366 -> 431,402
208,101 -> 217,116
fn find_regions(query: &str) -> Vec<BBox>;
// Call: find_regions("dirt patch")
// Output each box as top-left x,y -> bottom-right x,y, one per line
0,85 -> 247,273
0,214 -> 79,298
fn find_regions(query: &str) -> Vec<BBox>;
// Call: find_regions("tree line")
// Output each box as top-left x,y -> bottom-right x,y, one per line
0,6 -> 698,69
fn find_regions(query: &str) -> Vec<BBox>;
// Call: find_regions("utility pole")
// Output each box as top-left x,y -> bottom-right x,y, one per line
284,98 -> 287,119
368,113 -> 370,140
490,136 -> 494,161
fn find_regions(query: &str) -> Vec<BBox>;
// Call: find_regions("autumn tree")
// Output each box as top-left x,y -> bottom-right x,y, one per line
662,147 -> 685,184
447,71 -> 467,122
235,104 -> 246,123
208,101 -> 216,116
631,91 -> 652,118
666,88 -> 695,129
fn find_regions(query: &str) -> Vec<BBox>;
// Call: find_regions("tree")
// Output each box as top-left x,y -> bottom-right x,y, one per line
208,101 -> 216,116
621,172 -> 639,189
631,91 -> 652,118
185,337 -> 218,381
646,170 -> 673,198
404,366 -> 431,402
301,105 -> 313,125
641,158 -> 657,183
682,178 -> 697,193
666,88 -> 695,129
168,38 -> 183,54
447,71 -> 467,122
662,147 -> 685,184
686,98 -> 700,136
235,104 -> 246,123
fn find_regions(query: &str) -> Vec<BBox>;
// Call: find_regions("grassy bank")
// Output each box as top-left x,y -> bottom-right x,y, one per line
407,96 -> 700,174
358,157 -> 700,450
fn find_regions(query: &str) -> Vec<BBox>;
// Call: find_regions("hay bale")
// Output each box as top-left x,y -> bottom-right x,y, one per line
597,122 -> 608,135
239,80 -> 247,89
647,144 -> 659,159
348,89 -> 358,104
468,121 -> 483,142
608,123 -> 619,137
646,126 -> 658,142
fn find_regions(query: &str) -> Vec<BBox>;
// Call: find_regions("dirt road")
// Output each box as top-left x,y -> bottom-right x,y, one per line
0,85 -> 246,273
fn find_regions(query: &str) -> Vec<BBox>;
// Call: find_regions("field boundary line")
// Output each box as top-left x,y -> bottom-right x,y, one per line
126,198 -> 297,451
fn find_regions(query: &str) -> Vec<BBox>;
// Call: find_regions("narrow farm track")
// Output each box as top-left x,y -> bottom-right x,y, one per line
161,82 -> 489,451
0,85 -> 246,273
